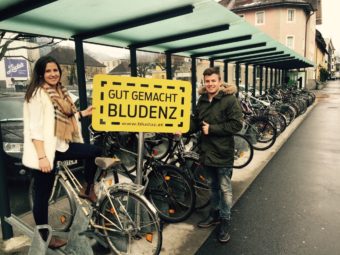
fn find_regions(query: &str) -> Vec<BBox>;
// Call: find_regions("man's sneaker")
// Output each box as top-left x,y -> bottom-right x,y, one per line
197,210 -> 220,228
218,219 -> 231,243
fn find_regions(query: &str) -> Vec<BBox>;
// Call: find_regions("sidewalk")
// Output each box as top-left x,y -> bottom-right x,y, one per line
0,91 -> 322,254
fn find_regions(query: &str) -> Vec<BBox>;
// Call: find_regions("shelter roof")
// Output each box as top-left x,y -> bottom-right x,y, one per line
0,0 -> 314,69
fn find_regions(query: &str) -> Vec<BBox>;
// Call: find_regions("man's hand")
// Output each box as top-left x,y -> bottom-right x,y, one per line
202,121 -> 209,135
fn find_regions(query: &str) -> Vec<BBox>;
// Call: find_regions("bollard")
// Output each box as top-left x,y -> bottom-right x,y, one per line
64,206 -> 93,255
28,225 -> 52,255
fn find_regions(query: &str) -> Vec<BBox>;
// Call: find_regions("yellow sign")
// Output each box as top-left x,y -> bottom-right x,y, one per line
92,75 -> 192,133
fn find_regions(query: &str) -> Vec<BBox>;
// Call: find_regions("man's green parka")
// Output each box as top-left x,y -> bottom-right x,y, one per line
190,91 -> 243,167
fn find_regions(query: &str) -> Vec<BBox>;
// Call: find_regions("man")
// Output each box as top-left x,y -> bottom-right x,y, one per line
190,67 -> 243,243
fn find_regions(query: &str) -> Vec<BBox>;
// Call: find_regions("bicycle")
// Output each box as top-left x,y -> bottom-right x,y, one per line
28,158 -> 163,255
92,131 -> 196,223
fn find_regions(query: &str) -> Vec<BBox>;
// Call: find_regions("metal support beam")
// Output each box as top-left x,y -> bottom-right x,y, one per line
224,60 -> 228,84
274,68 -> 277,87
265,67 -> 268,91
245,64 -> 249,92
209,59 -> 214,67
215,51 -> 284,62
0,0 -> 57,21
131,24 -> 229,48
167,35 -> 252,54
252,65 -> 256,95
130,47 -> 137,77
259,66 -> 263,95
191,57 -> 197,111
129,48 -> 143,187
74,37 -> 90,144
270,68 -> 273,89
236,63 -> 240,97
165,52 -> 172,79
74,5 -> 195,39
215,47 -> 277,59
192,42 -> 266,58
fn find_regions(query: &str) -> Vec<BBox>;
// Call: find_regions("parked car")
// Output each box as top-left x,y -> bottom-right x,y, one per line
0,92 -> 83,182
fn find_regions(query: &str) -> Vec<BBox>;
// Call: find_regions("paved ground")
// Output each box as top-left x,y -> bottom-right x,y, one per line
196,81 -> 340,255
1,82 -> 335,255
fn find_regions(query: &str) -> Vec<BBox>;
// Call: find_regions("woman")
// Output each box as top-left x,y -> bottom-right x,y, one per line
22,56 -> 101,249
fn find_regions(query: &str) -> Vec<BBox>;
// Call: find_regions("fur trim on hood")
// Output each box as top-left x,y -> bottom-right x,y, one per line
198,83 -> 237,95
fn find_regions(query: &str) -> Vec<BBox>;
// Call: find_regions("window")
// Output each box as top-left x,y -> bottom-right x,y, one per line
287,9 -> 295,22
255,11 -> 265,25
286,36 -> 294,49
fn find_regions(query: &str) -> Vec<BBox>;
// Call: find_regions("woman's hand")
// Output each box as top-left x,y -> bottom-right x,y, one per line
39,157 -> 52,173
81,105 -> 94,117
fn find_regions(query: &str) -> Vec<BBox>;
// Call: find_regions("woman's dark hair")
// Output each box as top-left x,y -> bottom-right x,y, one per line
25,56 -> 62,102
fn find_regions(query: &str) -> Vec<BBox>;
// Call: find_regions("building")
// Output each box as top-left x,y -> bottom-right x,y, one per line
324,38 -> 336,77
220,0 -> 320,89
315,30 -> 328,81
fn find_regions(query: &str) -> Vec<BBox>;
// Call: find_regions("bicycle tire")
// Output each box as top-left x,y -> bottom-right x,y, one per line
248,117 -> 277,151
28,176 -> 76,232
233,134 -> 254,169
146,165 -> 195,223
179,155 -> 211,210
99,190 -> 162,255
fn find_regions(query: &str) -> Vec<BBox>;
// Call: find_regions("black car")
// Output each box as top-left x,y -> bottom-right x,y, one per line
0,93 -> 27,181
0,92 -> 83,182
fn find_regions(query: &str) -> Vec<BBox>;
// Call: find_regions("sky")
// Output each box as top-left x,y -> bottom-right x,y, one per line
316,0 -> 339,53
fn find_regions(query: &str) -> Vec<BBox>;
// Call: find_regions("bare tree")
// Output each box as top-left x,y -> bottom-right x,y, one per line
0,32 -> 61,62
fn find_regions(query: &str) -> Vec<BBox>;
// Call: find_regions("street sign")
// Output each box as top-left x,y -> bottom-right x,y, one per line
92,75 -> 192,133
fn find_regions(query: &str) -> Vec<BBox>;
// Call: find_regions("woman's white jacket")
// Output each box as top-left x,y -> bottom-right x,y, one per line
22,88 -> 58,169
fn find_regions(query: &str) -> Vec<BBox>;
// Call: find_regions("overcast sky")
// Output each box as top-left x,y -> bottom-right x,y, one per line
316,0 -> 339,53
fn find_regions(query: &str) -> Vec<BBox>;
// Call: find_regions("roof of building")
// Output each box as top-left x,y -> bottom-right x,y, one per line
224,0 -> 314,14
46,47 -> 106,67
315,30 -> 328,54
108,61 -> 130,74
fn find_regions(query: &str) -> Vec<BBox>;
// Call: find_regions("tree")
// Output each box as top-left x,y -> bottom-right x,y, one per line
0,32 -> 61,62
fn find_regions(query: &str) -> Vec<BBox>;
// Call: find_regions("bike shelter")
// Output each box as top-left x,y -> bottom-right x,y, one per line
0,0 -> 314,252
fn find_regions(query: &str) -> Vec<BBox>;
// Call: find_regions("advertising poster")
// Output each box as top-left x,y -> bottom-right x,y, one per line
4,58 -> 28,78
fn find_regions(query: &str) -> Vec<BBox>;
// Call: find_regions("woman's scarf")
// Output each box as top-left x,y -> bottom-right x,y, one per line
42,83 -> 82,143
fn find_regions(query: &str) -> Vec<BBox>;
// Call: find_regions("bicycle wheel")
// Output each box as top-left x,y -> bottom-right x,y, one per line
146,165 -> 195,223
187,160 -> 211,210
233,134 -> 254,169
99,190 -> 162,255
29,177 -> 76,232
248,117 -> 277,151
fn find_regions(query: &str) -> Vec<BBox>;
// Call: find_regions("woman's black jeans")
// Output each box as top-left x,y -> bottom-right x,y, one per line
31,142 -> 102,226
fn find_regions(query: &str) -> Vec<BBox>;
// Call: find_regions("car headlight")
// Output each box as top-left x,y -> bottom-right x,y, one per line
3,142 -> 23,154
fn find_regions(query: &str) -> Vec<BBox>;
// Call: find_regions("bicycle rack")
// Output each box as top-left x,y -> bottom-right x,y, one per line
28,225 -> 52,255
64,205 -> 94,255
4,214 -> 65,255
